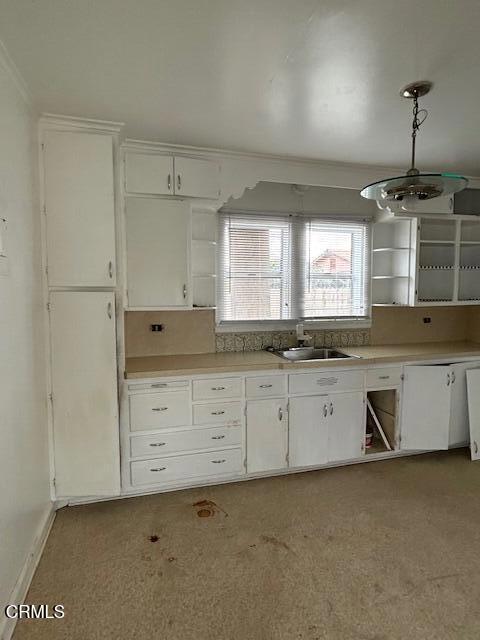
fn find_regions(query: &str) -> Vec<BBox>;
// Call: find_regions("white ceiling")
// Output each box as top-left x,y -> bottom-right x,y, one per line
1,0 -> 480,174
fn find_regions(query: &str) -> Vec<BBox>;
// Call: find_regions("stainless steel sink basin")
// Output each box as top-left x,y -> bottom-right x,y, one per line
273,347 -> 359,362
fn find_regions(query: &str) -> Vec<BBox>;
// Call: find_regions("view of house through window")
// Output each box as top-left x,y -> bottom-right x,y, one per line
217,212 -> 370,322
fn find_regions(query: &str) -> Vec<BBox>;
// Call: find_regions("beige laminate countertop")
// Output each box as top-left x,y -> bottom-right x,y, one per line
125,341 -> 480,378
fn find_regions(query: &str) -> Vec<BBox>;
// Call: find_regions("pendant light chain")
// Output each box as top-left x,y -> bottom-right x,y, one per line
410,94 -> 428,173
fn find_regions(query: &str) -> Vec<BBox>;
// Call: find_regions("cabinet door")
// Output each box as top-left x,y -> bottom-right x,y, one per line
125,198 -> 190,307
44,130 -> 116,287
246,399 -> 287,473
289,396 -> 328,468
401,365 -> 451,450
466,370 -> 480,460
174,157 -> 219,199
328,392 -> 365,462
125,152 -> 174,195
49,291 -> 120,497
449,361 -> 480,446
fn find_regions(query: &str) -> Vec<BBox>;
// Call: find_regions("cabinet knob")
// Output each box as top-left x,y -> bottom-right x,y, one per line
447,373 -> 451,386
329,402 -> 334,416
152,407 -> 168,412
259,384 -> 273,388
211,459 -> 226,464
108,260 -> 113,279
278,407 -> 283,421
107,302 -> 113,319
211,435 -> 225,440
150,467 -> 166,472
183,284 -> 187,299
211,410 -> 225,416
323,404 -> 328,418
167,173 -> 172,191
474,441 -> 478,455
149,442 -> 166,447
211,386 -> 226,391
177,174 -> 182,191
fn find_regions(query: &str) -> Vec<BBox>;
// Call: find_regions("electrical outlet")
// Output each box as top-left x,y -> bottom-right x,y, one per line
150,324 -> 164,332
423,317 -> 431,324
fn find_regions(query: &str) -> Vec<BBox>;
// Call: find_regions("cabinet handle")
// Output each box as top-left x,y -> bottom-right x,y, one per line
211,410 -> 225,415
329,402 -> 334,416
323,404 -> 328,418
108,260 -> 113,279
378,375 -> 390,380
211,459 -> 226,464
177,174 -> 181,191
211,435 -> 225,440
149,442 -> 166,447
151,383 -> 167,388
107,302 -> 112,319
150,467 -> 166,472
259,384 -> 273,388
474,441 -> 478,455
278,407 -> 283,421
451,371 -> 456,384
316,377 -> 338,386
152,407 -> 168,412
167,173 -> 171,191
211,386 -> 226,391
183,284 -> 187,299
447,373 -> 451,386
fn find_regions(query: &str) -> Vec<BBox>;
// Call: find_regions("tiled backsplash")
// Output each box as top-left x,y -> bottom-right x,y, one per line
215,329 -> 371,352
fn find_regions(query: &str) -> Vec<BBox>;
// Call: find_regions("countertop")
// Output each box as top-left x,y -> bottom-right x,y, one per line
125,341 -> 480,378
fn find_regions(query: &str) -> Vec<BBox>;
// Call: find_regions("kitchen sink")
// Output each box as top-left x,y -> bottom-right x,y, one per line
272,347 -> 360,362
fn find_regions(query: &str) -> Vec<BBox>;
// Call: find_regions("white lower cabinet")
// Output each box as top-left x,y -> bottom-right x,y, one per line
131,448 -> 243,486
401,361 -> 480,450
289,396 -> 328,467
289,392 -> 364,467
246,398 -> 288,474
50,291 -> 120,498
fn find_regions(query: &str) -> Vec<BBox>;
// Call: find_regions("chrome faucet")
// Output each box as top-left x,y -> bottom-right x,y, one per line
295,322 -> 313,347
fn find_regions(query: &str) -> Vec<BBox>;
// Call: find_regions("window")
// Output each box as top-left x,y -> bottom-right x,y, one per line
217,212 -> 370,323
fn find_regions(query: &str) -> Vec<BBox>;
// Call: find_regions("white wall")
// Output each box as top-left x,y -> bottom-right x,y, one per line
224,181 -> 376,216
0,44 -> 51,633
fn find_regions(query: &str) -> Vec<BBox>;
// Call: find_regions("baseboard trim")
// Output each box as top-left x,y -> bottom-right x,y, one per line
1,504 -> 56,640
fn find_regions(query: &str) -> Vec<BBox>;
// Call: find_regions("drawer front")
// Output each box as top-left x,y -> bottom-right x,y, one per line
129,391 -> 190,431
130,448 -> 243,486
246,375 -> 285,399
130,425 -> 242,458
193,377 -> 242,401
366,367 -> 403,388
289,370 -> 364,395
128,380 -> 189,392
193,401 -> 242,426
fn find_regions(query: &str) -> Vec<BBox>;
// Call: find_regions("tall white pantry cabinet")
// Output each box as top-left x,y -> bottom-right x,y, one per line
41,119 -> 122,498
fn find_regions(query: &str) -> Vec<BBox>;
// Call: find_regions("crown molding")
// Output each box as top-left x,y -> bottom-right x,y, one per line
40,113 -> 124,134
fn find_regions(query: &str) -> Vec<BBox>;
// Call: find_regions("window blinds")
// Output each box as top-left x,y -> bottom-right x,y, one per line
217,211 -> 370,322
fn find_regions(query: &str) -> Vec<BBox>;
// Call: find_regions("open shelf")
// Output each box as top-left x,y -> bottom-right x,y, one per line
420,218 -> 456,243
365,390 -> 396,456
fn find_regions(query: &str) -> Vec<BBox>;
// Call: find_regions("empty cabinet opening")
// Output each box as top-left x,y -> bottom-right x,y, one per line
366,390 -> 397,454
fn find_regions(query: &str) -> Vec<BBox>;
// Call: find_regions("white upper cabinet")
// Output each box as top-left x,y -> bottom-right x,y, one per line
125,197 -> 191,308
124,151 -> 219,199
125,153 -> 174,195
43,130 -> 116,287
174,156 -> 220,199
49,291 -> 120,498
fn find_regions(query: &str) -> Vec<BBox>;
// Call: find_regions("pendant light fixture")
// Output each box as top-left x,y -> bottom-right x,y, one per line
360,81 -> 468,203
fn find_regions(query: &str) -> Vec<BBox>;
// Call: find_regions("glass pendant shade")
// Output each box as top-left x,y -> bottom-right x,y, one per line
361,81 -> 468,202
360,172 -> 468,202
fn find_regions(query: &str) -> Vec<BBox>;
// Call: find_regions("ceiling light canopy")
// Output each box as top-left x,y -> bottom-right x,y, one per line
361,81 -> 468,203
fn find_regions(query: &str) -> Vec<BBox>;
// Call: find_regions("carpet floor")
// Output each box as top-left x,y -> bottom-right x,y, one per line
13,448 -> 480,640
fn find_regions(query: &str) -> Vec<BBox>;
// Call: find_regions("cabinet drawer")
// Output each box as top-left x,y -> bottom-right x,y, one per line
193,401 -> 242,426
129,391 -> 190,431
246,375 -> 285,398
130,425 -> 242,458
128,380 -> 189,392
289,370 -> 364,395
366,367 -> 403,388
193,377 -> 242,400
130,448 -> 243,486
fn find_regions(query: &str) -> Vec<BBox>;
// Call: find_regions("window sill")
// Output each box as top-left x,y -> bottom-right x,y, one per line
216,318 -> 372,333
